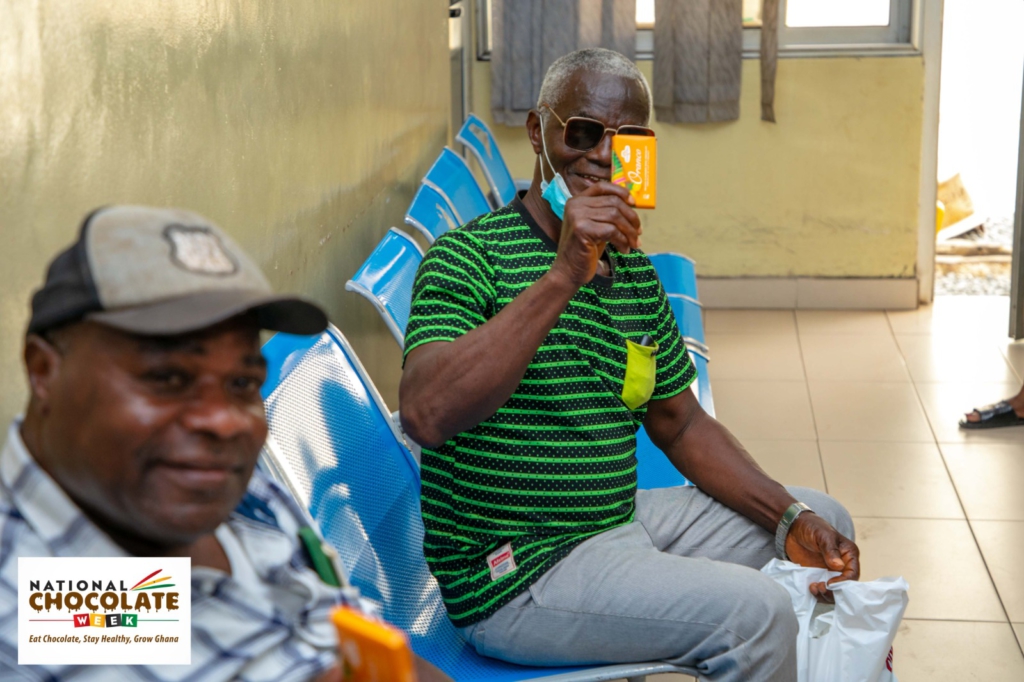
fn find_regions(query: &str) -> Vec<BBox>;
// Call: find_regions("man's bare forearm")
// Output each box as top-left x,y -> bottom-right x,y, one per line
400,267 -> 578,448
646,393 -> 796,532
676,414 -> 797,532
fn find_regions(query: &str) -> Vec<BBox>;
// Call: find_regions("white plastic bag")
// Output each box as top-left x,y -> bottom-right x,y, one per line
762,559 -> 909,682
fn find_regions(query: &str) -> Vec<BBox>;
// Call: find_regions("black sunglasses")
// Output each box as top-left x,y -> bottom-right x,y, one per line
541,103 -> 655,152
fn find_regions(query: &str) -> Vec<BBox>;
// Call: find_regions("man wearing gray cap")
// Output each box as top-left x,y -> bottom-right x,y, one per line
0,206 -> 400,681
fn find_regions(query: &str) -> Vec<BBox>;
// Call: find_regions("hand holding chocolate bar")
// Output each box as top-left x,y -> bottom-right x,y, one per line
550,180 -> 641,287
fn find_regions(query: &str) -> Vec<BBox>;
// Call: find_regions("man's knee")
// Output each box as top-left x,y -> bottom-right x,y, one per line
691,574 -> 798,681
731,573 -> 798,643
786,486 -> 855,541
763,579 -> 798,637
755,582 -> 799,679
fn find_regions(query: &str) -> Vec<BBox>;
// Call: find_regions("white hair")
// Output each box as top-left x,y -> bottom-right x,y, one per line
537,48 -> 652,122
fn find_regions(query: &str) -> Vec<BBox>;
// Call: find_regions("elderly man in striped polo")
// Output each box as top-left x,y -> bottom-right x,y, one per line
400,48 -> 860,682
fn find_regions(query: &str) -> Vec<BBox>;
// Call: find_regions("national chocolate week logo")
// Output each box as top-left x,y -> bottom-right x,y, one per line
18,556 -> 191,665
27,568 -> 181,634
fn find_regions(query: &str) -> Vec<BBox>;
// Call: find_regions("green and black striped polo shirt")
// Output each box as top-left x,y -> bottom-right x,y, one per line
403,197 -> 696,627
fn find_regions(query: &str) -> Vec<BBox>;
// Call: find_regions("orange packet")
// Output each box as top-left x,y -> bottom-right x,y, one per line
611,134 -> 657,209
333,607 -> 416,682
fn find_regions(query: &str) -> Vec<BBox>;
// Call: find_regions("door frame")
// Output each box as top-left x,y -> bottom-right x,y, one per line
1010,66 -> 1024,338
915,0 -> 945,305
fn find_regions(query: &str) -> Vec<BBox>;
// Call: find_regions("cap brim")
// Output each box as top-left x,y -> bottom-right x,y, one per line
87,289 -> 328,336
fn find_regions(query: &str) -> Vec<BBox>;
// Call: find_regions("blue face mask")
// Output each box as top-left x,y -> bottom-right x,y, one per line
539,116 -> 572,220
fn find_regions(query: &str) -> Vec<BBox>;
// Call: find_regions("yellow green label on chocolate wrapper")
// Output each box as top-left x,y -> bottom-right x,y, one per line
612,149 -> 635,192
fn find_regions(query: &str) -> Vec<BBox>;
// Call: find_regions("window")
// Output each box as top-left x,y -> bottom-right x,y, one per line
478,0 -> 919,61
635,0 -> 764,29
636,0 -> 654,29
777,0 -> 913,48
742,0 -> 763,28
786,0 -> 892,28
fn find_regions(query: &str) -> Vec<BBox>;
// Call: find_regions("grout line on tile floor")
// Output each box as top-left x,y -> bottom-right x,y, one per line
813,440 -> 829,495
791,311 -> 828,494
883,310 -> 897,340
900,617 -> 1011,624
839,514 -> 967,521
894,317 -> 1024,657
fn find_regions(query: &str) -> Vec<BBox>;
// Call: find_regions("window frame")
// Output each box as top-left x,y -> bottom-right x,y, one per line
476,0 -> 922,62
779,0 -> 914,48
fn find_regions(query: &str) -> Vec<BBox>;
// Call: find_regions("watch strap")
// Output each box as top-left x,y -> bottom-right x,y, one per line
775,502 -> 813,560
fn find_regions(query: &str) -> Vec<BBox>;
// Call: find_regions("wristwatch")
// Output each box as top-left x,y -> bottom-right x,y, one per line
775,502 -> 813,560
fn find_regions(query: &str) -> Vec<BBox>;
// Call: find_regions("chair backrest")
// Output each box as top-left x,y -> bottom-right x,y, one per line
344,228 -> 424,349
405,184 -> 461,244
688,345 -> 715,417
649,252 -> 698,299
635,425 -> 692,490
423,148 -> 493,224
260,327 -> 618,681
634,346 -> 712,490
456,114 -> 517,208
669,296 -> 714,415
668,293 -> 705,346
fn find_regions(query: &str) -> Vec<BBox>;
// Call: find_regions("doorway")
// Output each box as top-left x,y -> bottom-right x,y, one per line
934,0 -> 1024,314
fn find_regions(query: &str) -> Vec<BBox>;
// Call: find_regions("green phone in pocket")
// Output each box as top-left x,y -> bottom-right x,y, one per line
621,336 -> 658,410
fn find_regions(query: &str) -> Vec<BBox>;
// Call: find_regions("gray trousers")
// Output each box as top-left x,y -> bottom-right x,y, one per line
459,486 -> 855,682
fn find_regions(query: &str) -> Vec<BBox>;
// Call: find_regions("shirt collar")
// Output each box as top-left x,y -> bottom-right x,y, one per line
0,419 -> 126,556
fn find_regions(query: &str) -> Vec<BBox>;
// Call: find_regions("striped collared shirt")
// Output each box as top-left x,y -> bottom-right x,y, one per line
0,421 -> 345,682
403,197 -> 695,627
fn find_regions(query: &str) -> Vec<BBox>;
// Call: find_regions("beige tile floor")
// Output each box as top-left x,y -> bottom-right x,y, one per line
618,297 -> 1024,681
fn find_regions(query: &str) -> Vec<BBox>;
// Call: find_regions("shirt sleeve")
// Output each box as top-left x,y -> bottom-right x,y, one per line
650,285 -> 697,401
403,231 -> 495,360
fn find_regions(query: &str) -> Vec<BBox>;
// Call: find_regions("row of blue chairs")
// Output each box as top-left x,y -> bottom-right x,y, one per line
261,324 -> 700,681
406,113 -> 514,244
259,114 -> 718,680
346,114 -> 716,486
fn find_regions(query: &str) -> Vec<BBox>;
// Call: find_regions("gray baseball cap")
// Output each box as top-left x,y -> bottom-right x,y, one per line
28,206 -> 328,336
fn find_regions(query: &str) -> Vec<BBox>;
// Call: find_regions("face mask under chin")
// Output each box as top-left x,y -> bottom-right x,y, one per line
538,114 -> 573,220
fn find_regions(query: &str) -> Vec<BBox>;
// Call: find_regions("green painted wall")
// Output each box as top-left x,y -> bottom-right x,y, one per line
472,56 -> 925,279
0,1 -> 451,426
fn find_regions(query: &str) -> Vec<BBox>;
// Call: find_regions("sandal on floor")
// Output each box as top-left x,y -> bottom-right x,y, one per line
959,400 -> 1024,430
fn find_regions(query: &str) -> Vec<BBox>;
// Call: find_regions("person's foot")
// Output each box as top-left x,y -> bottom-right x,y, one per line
964,389 -> 1024,423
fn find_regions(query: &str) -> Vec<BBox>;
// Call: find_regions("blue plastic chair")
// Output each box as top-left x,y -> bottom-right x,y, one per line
635,344 -> 714,490
648,252 -> 698,300
345,228 -> 423,349
423,148 -> 493,224
688,344 -> 714,418
634,425 -> 691,490
405,184 -> 462,244
668,294 -> 708,352
260,326 -> 699,681
635,285 -> 716,490
668,295 -> 712,416
456,113 -> 518,208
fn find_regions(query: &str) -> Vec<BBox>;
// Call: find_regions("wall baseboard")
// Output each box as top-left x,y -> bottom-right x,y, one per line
697,277 -> 919,310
